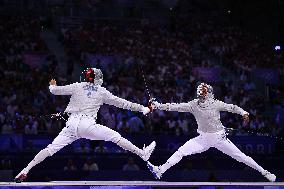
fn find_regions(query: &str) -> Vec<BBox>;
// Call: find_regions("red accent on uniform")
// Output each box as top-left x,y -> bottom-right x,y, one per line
200,85 -> 208,97
85,68 -> 95,82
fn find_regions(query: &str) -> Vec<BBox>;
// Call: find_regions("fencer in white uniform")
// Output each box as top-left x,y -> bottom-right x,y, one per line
15,68 -> 156,182
147,83 -> 276,182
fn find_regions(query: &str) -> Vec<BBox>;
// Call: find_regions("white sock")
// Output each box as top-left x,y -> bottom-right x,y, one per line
160,150 -> 183,174
24,148 -> 51,173
116,137 -> 143,157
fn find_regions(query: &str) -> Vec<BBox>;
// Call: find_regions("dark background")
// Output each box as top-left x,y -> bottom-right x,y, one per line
0,0 -> 284,182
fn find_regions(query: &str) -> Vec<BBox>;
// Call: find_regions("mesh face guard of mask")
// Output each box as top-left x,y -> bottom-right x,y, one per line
81,68 -> 103,86
197,83 -> 214,102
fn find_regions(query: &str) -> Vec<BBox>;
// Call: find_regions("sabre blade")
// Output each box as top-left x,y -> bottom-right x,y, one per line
140,65 -> 151,99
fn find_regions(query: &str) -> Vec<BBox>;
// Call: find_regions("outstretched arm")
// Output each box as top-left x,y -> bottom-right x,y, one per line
49,79 -> 76,95
216,100 -> 249,123
103,89 -> 150,115
152,101 -> 194,113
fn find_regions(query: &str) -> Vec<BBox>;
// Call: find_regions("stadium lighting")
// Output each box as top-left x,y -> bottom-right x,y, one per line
274,45 -> 281,51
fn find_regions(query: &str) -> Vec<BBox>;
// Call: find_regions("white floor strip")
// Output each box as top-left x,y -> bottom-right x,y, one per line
0,181 -> 284,186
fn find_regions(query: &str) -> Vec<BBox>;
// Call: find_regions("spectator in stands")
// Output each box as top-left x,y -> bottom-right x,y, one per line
127,115 -> 144,133
122,158 -> 140,171
64,158 -> 77,171
74,141 -> 91,154
94,142 -> 109,153
24,122 -> 38,135
82,157 -> 99,171
1,121 -> 13,134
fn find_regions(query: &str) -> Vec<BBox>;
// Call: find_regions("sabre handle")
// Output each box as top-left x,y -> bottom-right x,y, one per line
148,98 -> 156,112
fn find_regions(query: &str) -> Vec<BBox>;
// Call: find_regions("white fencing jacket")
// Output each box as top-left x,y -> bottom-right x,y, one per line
154,99 -> 248,133
49,82 -> 148,117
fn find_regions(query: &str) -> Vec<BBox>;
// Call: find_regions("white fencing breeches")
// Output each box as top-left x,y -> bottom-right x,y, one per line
23,115 -> 143,173
46,115 -> 142,155
160,130 -> 265,174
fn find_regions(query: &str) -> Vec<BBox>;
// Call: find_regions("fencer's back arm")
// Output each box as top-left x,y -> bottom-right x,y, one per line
49,83 -> 77,95
102,88 -> 145,113
216,100 -> 248,116
155,101 -> 194,113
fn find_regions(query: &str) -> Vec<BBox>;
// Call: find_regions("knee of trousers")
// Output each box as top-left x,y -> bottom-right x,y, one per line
233,153 -> 250,162
41,148 -> 53,157
109,133 -> 122,144
176,147 -> 187,158
46,144 -> 62,156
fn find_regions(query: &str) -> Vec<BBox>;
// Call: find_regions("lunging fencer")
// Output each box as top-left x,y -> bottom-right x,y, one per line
147,83 -> 276,182
15,68 -> 156,182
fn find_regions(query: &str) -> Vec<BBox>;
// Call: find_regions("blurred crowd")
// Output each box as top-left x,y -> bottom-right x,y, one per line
61,21 -> 283,137
0,15 -> 66,135
198,23 -> 284,107
0,15 -> 283,140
